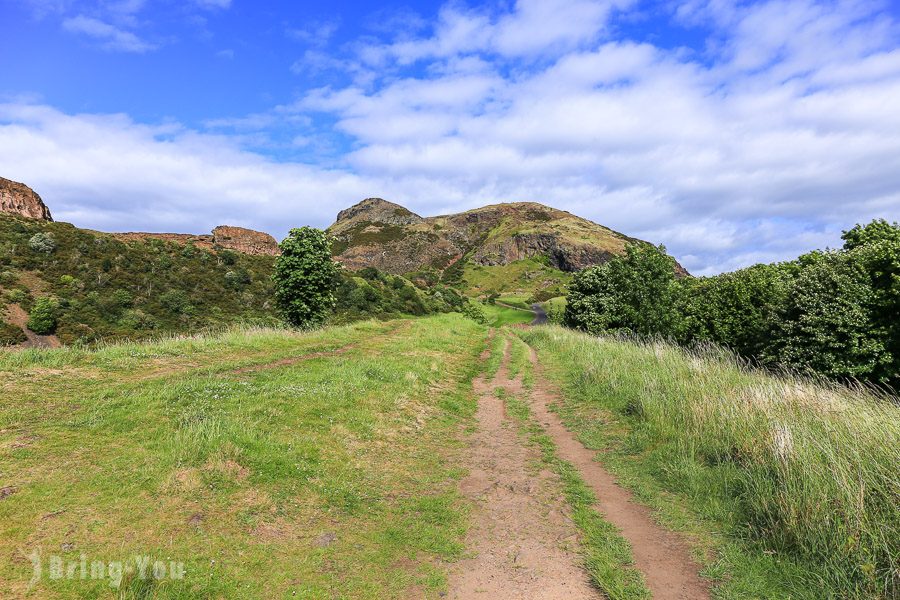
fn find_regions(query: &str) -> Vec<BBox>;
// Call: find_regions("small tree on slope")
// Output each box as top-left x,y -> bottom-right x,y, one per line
273,227 -> 338,328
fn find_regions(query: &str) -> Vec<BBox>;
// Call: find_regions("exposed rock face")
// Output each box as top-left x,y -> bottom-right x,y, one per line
0,177 -> 53,221
212,226 -> 280,256
114,226 -> 280,256
327,199 -> 677,276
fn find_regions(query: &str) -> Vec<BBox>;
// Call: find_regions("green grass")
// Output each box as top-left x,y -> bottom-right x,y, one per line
0,315 -> 488,598
498,388 -> 651,600
462,258 -> 571,297
519,325 -> 900,599
480,303 -> 533,327
495,294 -> 532,310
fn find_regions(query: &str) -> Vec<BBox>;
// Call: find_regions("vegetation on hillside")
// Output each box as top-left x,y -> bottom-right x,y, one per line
521,325 -> 899,599
0,215 -> 469,346
565,220 -> 900,386
0,215 -> 279,345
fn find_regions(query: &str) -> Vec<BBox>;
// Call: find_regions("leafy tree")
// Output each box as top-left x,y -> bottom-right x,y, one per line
674,263 -> 792,357
27,296 -> 60,334
565,243 -> 679,336
766,251 -> 889,380
273,227 -> 338,328
841,219 -> 900,250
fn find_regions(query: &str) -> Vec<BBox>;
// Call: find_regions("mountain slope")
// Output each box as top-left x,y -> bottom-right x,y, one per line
327,198 -> 683,297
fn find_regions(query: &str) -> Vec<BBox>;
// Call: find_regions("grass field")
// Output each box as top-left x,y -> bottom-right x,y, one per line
3,315 -> 896,599
0,316 -> 485,598
518,325 -> 900,600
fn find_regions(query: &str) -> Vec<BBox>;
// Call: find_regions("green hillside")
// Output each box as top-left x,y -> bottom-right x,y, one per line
0,215 -> 462,347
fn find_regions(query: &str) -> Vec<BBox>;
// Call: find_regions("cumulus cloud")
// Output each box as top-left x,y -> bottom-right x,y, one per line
7,0 -> 900,274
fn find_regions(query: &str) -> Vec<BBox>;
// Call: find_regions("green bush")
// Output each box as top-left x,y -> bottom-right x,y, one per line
460,301 -> 488,325
27,296 -> 60,334
564,243 -> 679,336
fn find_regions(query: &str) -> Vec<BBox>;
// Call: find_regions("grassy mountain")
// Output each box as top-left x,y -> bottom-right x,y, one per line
327,198 -> 684,299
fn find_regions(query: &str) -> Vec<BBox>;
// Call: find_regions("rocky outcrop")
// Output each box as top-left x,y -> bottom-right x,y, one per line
212,226 -> 280,256
115,226 -> 280,256
0,177 -> 53,221
334,198 -> 424,228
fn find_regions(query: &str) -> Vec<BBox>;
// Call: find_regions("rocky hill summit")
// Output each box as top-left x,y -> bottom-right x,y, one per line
328,198 -> 680,278
0,177 -> 53,221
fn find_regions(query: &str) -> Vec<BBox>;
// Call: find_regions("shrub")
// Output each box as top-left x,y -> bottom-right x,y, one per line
27,296 -> 60,334
767,251 -> 889,380
28,232 -> 56,254
273,227 -> 338,328
159,290 -> 192,315
0,321 -> 27,345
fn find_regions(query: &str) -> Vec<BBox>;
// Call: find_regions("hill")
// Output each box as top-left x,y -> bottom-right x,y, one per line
327,198 -> 685,298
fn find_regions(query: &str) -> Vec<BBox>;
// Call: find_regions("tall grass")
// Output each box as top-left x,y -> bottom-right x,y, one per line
522,325 -> 899,599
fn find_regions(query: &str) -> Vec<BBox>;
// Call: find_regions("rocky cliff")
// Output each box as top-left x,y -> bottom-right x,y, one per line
0,177 -> 53,221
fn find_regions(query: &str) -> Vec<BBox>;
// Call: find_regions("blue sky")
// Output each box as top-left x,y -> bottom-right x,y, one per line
2,0 -> 899,274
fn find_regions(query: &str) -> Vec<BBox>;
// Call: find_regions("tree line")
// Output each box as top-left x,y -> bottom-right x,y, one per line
564,220 -> 900,387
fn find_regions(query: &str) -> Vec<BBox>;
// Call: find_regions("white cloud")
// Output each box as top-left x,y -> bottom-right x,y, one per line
62,15 -> 155,53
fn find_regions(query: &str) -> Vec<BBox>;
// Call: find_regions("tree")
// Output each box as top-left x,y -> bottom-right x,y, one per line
766,251 -> 889,380
674,263 -> 792,356
27,297 -> 60,334
564,243 -> 679,337
841,219 -> 900,250
273,227 -> 338,328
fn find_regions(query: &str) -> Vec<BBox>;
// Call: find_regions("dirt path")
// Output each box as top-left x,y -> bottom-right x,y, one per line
4,304 -> 61,349
524,345 -> 710,600
448,337 -> 600,599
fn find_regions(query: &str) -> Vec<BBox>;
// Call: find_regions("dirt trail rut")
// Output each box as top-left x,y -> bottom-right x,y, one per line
448,337 -> 600,599
525,345 -> 710,600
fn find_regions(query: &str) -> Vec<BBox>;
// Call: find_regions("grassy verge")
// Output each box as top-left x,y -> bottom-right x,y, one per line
497,387 -> 651,600
519,325 -> 899,599
0,315 -> 486,598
